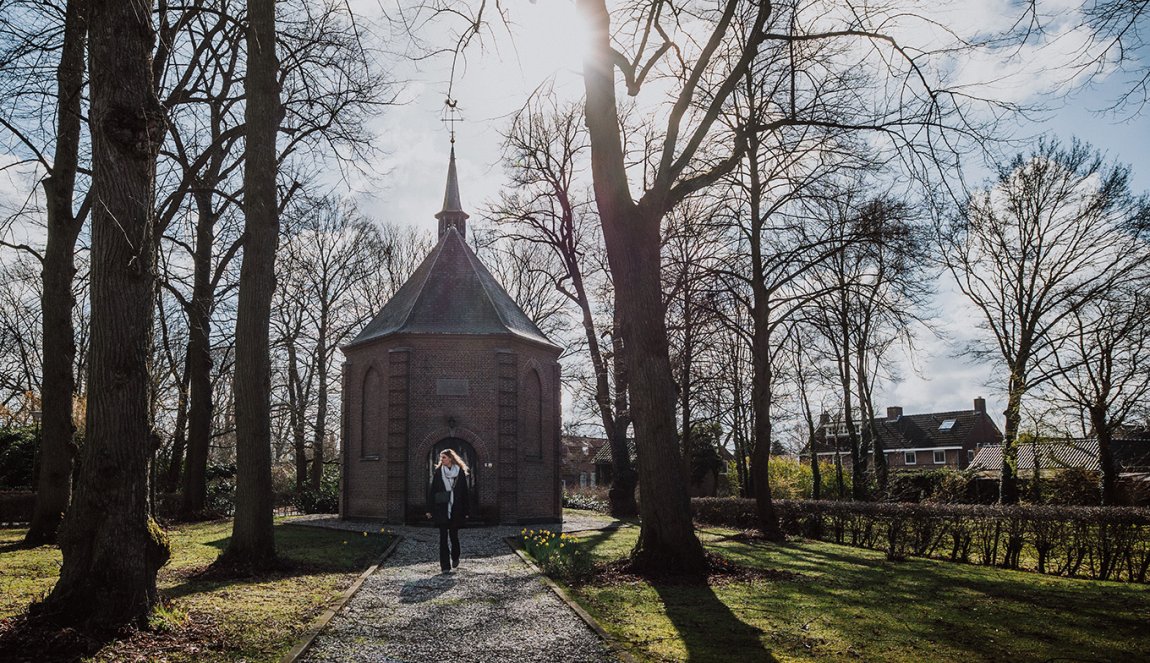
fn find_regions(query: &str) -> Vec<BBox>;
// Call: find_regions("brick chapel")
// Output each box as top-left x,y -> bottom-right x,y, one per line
339,146 -> 563,524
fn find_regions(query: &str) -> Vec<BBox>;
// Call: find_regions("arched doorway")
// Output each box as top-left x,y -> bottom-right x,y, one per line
430,438 -> 479,513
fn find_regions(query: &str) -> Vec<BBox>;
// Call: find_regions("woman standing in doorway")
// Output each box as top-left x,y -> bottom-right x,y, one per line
426,449 -> 470,573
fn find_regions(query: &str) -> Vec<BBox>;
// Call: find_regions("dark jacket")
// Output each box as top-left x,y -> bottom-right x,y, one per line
427,466 -> 470,527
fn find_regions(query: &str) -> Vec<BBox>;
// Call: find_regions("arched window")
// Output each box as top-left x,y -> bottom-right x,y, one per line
524,368 -> 543,458
361,366 -> 383,458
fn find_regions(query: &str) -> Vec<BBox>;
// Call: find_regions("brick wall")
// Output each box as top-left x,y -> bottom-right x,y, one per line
342,332 -> 561,524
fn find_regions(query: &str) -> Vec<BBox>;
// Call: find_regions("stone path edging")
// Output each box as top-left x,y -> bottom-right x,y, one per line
280,532 -> 403,663
504,537 -> 636,663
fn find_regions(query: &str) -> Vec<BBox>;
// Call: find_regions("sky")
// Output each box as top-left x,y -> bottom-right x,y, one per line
0,0 -> 1144,439
338,1 -> 1148,438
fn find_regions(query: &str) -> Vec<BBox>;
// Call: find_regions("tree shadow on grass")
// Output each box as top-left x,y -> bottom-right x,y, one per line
652,581 -> 777,663
161,524 -> 393,601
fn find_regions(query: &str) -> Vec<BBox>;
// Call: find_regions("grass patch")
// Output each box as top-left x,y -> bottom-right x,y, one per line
0,518 -> 394,662
565,525 -> 1150,662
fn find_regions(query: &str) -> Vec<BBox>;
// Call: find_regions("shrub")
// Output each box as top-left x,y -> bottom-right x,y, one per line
768,456 -> 851,500
205,462 -> 237,517
1045,468 -> 1101,506
563,485 -> 610,513
690,497 -> 1150,582
292,465 -> 340,514
0,426 -> 37,489
883,469 -> 973,504
520,528 -> 592,580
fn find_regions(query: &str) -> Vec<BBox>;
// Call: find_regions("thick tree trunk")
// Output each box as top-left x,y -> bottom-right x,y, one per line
179,191 -> 215,518
221,0 -> 281,568
580,0 -> 706,577
23,0 -> 87,548
40,0 -> 169,627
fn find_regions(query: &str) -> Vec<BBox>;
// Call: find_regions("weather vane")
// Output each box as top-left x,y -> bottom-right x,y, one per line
442,97 -> 463,144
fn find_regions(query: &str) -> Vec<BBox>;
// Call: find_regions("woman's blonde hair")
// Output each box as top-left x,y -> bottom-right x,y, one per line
437,448 -> 470,475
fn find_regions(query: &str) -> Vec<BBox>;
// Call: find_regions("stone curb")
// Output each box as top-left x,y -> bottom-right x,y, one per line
280,533 -> 403,663
505,536 -> 636,663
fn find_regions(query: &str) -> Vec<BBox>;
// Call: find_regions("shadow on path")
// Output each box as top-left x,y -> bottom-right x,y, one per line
398,574 -> 457,604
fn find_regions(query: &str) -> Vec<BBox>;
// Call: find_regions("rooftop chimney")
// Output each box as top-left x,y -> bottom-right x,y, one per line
974,397 -> 986,414
818,412 -> 830,426
886,406 -> 903,422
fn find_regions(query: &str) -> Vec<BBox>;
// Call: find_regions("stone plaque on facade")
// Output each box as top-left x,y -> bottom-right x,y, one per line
436,378 -> 469,396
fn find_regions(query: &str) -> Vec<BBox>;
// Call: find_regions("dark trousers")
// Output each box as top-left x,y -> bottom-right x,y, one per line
439,526 -> 460,571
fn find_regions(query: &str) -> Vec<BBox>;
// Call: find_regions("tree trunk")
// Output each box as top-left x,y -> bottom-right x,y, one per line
1092,406 -> 1116,506
580,0 -> 706,576
40,0 -> 169,627
1000,374 -> 1023,504
23,0 -> 87,548
162,360 -> 190,492
750,300 -> 783,540
179,189 -> 215,518
579,269 -> 636,517
287,341 -> 307,493
221,0 -> 281,568
310,323 -> 329,491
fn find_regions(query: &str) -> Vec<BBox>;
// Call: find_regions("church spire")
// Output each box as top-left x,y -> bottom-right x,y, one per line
435,144 -> 469,239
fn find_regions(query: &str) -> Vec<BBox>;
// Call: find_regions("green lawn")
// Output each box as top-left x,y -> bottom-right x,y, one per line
0,518 -> 394,662
565,523 -> 1150,662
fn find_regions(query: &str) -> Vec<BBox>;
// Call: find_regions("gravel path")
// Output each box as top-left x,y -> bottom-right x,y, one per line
297,517 -> 620,663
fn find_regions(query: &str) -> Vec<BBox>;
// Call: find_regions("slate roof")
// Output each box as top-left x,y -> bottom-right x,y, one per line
811,408 -> 1001,454
345,227 -> 558,350
345,146 -> 558,351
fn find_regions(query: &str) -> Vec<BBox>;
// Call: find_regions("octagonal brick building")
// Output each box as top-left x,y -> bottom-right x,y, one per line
339,147 -> 563,524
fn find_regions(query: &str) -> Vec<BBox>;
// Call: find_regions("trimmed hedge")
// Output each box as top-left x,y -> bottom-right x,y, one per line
692,497 -> 1150,583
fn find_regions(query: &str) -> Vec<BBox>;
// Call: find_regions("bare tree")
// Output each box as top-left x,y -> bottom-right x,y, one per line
1049,283 -> 1150,504
0,0 -> 91,546
487,96 -> 638,516
809,191 -> 927,499
275,196 -> 392,492
41,0 -> 169,628
221,0 -> 280,569
939,138 -> 1148,503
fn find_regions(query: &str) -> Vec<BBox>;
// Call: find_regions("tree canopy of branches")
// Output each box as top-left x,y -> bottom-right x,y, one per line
939,138 -> 1149,503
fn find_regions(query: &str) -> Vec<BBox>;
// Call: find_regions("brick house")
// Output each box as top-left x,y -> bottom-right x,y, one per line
339,147 -> 563,524
593,438 -> 733,496
560,435 -> 607,490
803,397 -> 1003,472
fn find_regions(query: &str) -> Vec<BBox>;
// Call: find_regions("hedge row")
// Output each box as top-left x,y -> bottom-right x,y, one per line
692,497 -> 1150,583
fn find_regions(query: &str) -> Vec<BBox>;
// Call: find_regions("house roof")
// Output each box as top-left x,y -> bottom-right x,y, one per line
811,408 -> 1001,454
970,439 -> 1099,474
969,437 -> 1150,474
344,149 -> 558,351
593,439 -> 636,465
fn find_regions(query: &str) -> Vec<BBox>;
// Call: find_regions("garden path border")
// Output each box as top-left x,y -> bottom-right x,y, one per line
505,535 -> 637,663
280,529 -> 403,663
